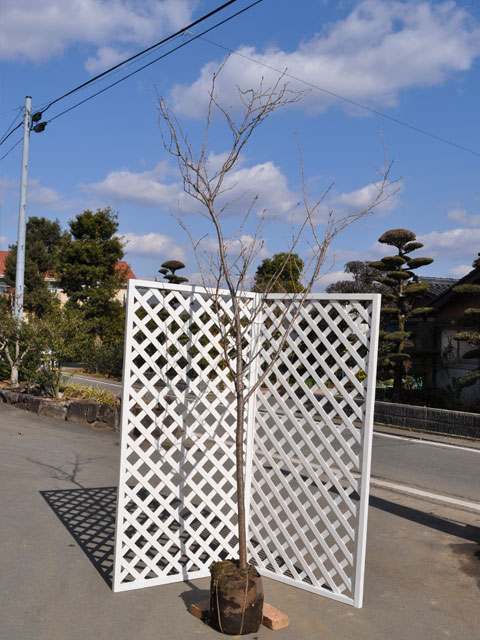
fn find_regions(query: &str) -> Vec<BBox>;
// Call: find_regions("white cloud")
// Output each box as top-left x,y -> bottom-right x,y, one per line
86,155 -> 398,226
447,206 -> 480,226
86,162 -> 179,207
310,269 -> 354,292
200,234 -> 269,260
0,0 -> 195,66
331,180 -> 401,217
28,179 -> 77,211
170,0 -> 480,117
418,227 -> 480,261
85,46 -> 132,74
448,264 -> 472,278
123,231 -> 185,260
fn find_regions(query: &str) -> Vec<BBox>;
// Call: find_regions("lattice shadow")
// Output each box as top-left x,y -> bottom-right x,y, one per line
41,486 -> 117,587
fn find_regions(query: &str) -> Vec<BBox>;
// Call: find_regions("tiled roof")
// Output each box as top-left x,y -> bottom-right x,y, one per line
418,276 -> 458,298
0,250 -> 136,281
0,250 -> 8,276
116,261 -> 136,280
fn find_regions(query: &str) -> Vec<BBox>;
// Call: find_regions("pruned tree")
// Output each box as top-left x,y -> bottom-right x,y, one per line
253,252 -> 304,293
157,66 -> 396,628
159,260 -> 189,284
326,260 -> 387,294
369,228 -> 434,400
452,253 -> 480,390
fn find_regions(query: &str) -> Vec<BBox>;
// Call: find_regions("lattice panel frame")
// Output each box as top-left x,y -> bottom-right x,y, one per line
113,281 -> 380,608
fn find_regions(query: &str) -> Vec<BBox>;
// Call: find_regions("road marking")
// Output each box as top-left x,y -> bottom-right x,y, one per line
71,374 -> 123,388
370,477 -> 480,512
374,431 -> 480,454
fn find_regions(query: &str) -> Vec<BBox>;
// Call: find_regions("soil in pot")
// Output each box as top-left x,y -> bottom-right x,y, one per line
209,559 -> 264,635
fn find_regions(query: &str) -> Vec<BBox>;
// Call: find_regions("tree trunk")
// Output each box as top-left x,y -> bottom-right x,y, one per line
234,322 -> 248,573
11,365 -> 19,387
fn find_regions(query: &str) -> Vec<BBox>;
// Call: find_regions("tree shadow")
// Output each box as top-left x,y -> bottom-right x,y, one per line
178,579 -> 210,610
40,485 -> 117,588
369,494 -> 480,542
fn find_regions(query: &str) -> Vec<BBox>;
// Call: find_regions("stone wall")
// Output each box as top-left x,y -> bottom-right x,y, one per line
374,400 -> 480,439
0,388 -> 120,430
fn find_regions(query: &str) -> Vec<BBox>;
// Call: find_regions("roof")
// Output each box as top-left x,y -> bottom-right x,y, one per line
418,276 -> 458,298
0,250 -> 136,281
429,265 -> 480,309
0,251 -> 7,276
116,261 -> 136,281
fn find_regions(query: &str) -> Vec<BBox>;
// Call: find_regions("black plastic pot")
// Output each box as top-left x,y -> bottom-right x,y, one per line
209,560 -> 264,635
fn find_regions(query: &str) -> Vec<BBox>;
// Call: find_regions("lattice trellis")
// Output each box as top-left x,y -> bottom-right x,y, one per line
113,281 -> 380,608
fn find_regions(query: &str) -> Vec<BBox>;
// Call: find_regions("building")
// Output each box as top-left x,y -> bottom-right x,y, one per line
0,250 -> 136,304
408,269 -> 480,397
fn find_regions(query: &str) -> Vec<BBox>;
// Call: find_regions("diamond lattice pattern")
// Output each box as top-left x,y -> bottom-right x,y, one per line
248,297 -> 375,602
114,283 -> 378,606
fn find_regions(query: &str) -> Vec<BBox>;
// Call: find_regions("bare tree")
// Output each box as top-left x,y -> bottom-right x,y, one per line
157,66 -> 397,574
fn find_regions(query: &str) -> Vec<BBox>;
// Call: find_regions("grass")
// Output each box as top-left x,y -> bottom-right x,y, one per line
62,383 -> 120,406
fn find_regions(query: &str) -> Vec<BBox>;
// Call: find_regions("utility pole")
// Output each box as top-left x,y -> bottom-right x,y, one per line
14,96 -> 32,322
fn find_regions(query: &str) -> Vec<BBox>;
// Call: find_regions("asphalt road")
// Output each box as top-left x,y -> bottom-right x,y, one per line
70,372 -> 480,506
1,401 -> 479,640
371,432 -> 480,503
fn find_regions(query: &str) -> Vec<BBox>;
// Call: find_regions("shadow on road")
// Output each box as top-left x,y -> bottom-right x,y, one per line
37,485 -> 479,595
40,486 -> 117,588
370,494 -> 480,542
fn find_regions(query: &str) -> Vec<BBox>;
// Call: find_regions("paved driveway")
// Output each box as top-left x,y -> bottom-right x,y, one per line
1,403 -> 479,640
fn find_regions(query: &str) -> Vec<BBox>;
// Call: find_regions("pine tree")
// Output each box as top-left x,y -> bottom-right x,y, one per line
158,260 -> 188,284
370,229 -> 434,400
58,208 -> 125,342
452,253 -> 480,390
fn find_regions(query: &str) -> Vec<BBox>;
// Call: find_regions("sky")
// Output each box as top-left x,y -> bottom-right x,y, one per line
1,0 -> 480,289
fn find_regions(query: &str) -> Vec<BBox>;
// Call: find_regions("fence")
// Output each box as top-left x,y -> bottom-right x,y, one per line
113,281 -> 380,608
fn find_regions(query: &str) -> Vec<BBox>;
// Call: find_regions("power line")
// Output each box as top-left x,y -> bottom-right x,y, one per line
0,136 -> 22,162
41,0 -> 248,116
45,0 -> 264,126
198,35 -> 480,158
0,107 -> 23,144
0,122 -> 23,148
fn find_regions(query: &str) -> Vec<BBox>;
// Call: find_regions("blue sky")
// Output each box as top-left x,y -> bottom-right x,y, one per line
1,0 -> 480,288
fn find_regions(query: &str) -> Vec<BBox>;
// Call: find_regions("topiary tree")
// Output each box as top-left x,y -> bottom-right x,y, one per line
370,229 -> 434,401
452,253 -> 480,390
159,260 -> 189,284
253,252 -> 304,293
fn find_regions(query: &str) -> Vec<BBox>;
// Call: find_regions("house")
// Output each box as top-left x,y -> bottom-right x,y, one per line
408,268 -> 480,397
0,250 -> 136,305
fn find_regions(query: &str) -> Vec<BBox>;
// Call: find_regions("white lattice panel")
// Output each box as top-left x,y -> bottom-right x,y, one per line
247,295 -> 380,607
113,282 -> 380,608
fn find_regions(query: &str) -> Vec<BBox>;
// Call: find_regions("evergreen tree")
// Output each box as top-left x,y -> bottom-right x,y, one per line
159,260 -> 188,284
5,216 -> 64,316
58,208 -> 125,341
452,253 -> 480,390
253,252 -> 305,293
326,260 -> 387,294
370,229 -> 434,400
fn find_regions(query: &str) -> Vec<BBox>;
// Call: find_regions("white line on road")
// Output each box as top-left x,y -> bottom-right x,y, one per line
71,374 -> 123,388
370,476 -> 480,512
374,430 -> 480,454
